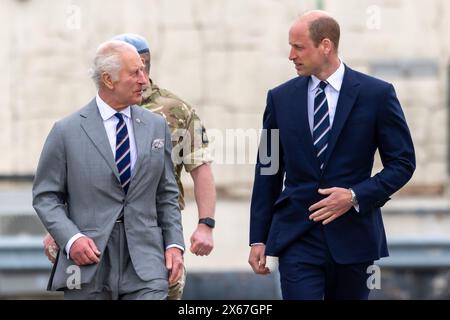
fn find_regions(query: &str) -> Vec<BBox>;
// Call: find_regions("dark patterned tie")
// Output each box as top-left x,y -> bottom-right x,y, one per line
114,113 -> 131,193
313,81 -> 331,170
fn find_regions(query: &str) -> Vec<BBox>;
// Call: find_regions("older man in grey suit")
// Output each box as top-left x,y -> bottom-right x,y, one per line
32,40 -> 184,299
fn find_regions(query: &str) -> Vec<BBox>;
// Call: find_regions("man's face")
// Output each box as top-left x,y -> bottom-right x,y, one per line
288,21 -> 325,77
140,52 -> 151,78
113,50 -> 147,106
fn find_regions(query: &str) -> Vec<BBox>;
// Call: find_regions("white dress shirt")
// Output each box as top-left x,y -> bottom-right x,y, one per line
95,94 -> 138,171
308,61 -> 359,212
65,94 -> 183,258
307,60 -> 345,135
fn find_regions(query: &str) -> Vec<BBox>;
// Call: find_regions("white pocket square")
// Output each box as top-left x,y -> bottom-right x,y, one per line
152,139 -> 164,149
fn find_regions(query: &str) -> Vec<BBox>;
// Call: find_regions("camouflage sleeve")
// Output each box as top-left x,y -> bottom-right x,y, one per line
182,110 -> 213,173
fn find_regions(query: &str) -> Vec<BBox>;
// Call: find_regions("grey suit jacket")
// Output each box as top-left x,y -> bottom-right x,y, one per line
32,98 -> 184,291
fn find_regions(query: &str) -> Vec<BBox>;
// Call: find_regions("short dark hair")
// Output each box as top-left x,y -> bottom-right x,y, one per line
308,16 -> 340,50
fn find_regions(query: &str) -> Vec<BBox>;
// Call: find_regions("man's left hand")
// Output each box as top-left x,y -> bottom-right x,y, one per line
309,187 -> 353,225
190,224 -> 214,256
165,247 -> 184,286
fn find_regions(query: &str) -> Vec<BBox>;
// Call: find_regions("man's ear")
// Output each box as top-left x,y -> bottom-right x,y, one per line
321,38 -> 333,55
101,72 -> 114,90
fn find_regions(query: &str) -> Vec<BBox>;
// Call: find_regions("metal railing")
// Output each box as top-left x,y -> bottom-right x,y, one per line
1,235 -> 450,299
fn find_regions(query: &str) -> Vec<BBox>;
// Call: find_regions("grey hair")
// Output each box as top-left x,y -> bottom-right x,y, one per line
90,40 -> 138,88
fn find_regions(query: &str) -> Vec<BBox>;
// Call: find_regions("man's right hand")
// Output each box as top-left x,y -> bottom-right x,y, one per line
69,236 -> 101,266
165,247 -> 184,286
43,233 -> 59,263
248,244 -> 271,275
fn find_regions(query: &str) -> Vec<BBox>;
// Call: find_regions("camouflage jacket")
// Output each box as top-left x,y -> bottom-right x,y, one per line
141,81 -> 212,210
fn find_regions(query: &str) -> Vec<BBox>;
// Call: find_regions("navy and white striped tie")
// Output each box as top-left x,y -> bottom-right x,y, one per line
114,113 -> 131,193
313,81 -> 331,171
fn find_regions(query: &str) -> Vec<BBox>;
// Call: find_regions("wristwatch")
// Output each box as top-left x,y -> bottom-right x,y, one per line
198,217 -> 215,228
349,188 -> 358,206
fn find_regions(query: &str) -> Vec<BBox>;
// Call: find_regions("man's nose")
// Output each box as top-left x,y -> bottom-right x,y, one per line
289,47 -> 296,60
138,70 -> 147,84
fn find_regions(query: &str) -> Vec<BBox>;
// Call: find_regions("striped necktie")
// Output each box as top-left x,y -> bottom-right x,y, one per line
114,113 -> 131,193
313,81 -> 331,171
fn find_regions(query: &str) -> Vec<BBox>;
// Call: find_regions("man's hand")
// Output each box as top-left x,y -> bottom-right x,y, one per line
190,224 -> 214,256
309,187 -> 353,225
43,233 -> 59,263
165,247 -> 184,286
69,236 -> 101,266
248,244 -> 270,275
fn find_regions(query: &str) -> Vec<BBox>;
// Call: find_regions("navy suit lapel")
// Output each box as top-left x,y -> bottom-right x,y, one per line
322,66 -> 361,170
290,77 -> 321,175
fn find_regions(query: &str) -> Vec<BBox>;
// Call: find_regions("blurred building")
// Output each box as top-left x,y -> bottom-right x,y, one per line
0,0 -> 449,196
0,0 -> 449,299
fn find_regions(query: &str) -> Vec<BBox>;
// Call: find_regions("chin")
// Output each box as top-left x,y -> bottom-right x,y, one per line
297,70 -> 311,77
130,96 -> 142,105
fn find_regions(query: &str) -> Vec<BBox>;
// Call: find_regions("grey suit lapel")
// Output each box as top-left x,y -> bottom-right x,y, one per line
129,106 -> 152,187
79,99 -> 120,181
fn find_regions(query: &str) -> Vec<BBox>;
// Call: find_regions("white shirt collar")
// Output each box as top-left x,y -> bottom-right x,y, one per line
96,93 -> 132,121
310,59 -> 345,92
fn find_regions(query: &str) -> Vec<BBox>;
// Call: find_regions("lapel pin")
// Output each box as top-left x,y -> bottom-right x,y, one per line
136,118 -> 141,123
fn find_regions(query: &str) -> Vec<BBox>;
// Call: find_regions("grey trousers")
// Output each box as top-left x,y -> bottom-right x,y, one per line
64,221 -> 168,300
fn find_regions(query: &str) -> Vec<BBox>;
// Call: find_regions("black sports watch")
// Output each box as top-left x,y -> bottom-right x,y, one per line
198,217 -> 215,228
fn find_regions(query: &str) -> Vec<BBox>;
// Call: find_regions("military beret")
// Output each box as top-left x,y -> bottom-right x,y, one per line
112,33 -> 150,54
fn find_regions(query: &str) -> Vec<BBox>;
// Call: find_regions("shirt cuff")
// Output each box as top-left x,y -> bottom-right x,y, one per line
250,243 -> 265,246
349,188 -> 360,213
65,233 -> 85,259
166,244 -> 185,252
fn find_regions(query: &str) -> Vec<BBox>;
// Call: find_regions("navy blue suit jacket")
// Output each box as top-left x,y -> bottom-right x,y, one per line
250,66 -> 415,264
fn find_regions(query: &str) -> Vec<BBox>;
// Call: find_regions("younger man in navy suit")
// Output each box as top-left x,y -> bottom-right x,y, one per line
248,10 -> 415,300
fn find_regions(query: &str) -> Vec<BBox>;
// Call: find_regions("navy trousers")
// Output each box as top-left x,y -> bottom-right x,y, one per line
278,223 -> 373,300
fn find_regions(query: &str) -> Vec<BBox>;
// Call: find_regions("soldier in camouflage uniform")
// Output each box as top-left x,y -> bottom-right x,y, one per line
43,34 -> 216,300
141,81 -> 213,211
